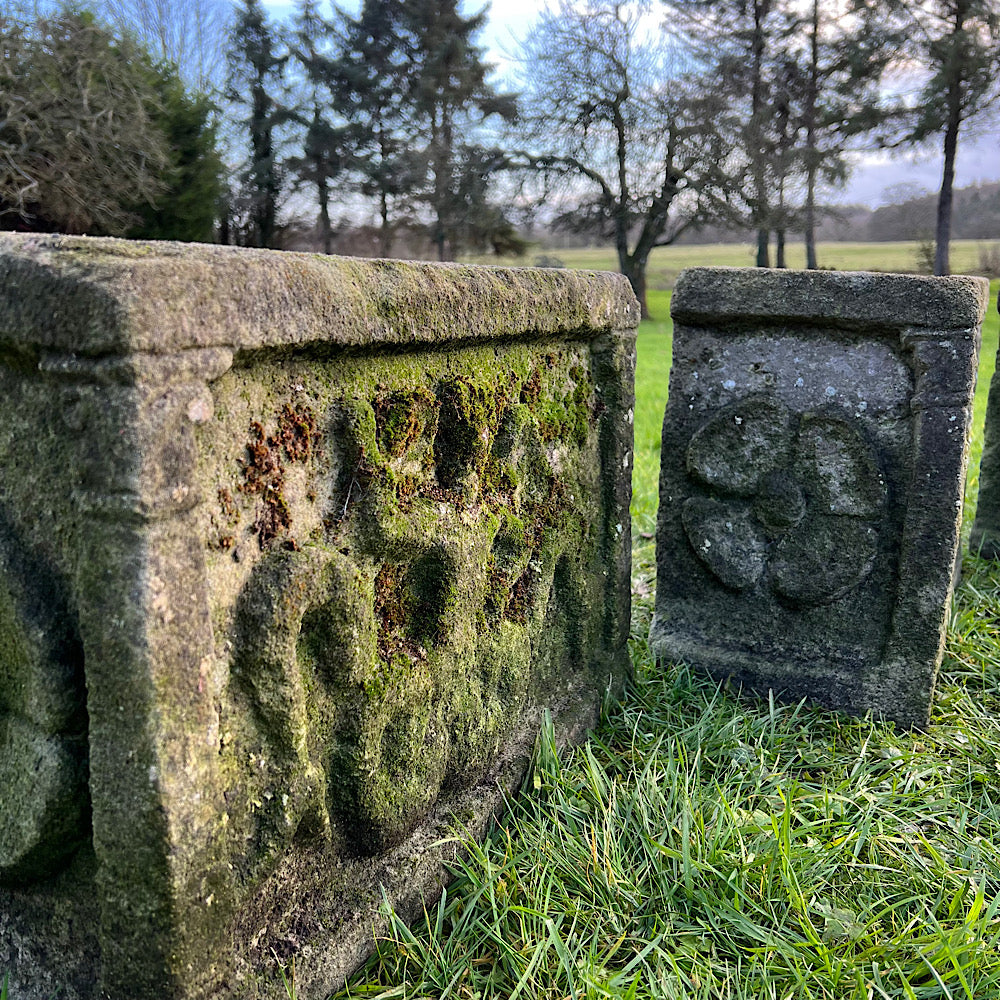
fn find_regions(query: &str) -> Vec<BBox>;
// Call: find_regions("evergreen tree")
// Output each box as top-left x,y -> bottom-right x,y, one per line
401,0 -> 517,261
283,0 -> 517,259
287,0 -> 351,255
326,0 -> 422,257
667,0 -> 900,269
858,0 -> 1000,274
129,62 -> 226,242
227,0 -> 288,248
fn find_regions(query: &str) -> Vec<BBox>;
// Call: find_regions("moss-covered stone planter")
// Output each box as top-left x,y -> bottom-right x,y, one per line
0,235 -> 637,999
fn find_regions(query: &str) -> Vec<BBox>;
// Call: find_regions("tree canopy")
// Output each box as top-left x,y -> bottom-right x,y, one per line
861,0 -> 1000,273
512,0 -> 736,314
4,0 -> 996,275
0,8 -> 170,234
0,6 -> 225,240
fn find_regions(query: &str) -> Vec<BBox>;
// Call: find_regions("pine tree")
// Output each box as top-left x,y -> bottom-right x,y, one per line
129,63 -> 226,243
333,0 -> 423,257
401,0 -> 516,261
286,0 -> 351,255
227,0 -> 288,248
862,0 -> 1000,274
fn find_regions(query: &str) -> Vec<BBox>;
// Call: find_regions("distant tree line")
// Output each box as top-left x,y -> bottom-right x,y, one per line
1,0 -> 999,314
635,180 -> 1000,245
868,181 -> 1000,243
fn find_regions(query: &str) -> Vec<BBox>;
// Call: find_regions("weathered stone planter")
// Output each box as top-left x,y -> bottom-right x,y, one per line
970,289 -> 1000,560
652,266 -> 987,728
0,235 -> 637,999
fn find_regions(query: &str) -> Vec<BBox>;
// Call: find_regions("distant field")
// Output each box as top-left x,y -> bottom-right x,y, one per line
466,239 -> 999,290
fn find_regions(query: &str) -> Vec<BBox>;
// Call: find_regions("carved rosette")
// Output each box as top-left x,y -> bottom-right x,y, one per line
681,395 -> 886,605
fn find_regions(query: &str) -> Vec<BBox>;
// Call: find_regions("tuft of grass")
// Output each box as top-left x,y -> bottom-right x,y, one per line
276,951 -> 298,1000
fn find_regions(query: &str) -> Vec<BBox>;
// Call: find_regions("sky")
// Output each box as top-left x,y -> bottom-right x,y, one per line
263,0 -> 999,210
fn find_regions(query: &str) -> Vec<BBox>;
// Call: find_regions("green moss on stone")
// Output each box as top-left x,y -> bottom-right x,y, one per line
372,386 -> 438,460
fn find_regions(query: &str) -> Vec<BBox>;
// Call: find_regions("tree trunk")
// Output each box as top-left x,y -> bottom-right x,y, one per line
935,17 -> 965,276
756,228 -> 770,268
218,193 -> 231,245
750,0 -> 771,268
804,168 -> 817,270
934,138 -> 957,276
620,254 -> 649,320
318,180 -> 331,255
379,190 -> 392,257
775,229 -> 786,268
804,0 -> 819,270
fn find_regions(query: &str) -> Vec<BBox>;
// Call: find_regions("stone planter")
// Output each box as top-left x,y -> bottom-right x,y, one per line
0,235 -> 637,999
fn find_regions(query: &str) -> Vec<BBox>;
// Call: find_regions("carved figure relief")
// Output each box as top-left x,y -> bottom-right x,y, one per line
681,395 -> 886,605
222,357 -> 602,866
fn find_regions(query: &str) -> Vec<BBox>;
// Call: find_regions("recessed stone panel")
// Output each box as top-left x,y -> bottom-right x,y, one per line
0,234 -> 637,1000
652,267 -> 987,728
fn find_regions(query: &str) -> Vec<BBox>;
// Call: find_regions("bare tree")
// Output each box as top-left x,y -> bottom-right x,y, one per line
93,0 -> 232,95
665,0 -> 802,267
512,0 -> 736,316
0,9 -> 170,234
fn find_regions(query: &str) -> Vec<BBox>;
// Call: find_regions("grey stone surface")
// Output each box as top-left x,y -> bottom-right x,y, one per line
652,266 -> 988,728
969,289 -> 1000,559
0,234 -> 638,999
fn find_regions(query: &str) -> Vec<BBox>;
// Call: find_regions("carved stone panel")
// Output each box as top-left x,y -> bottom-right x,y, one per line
652,267 -> 988,728
0,235 -> 637,1000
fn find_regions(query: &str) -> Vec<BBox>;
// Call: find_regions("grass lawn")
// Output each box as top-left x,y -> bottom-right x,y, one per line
465,240 -> 1000,292
335,274 -> 1000,1000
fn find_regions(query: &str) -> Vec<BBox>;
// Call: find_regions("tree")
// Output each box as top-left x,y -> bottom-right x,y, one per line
227,0 -> 289,248
128,60 -> 226,243
331,0 -> 423,257
280,0 -> 517,260
860,0 -> 1000,274
513,0 -> 735,316
667,0 -> 804,267
286,0 -> 352,255
779,0 -> 897,268
402,0 -> 517,261
92,0 -> 232,95
0,8 -> 171,234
